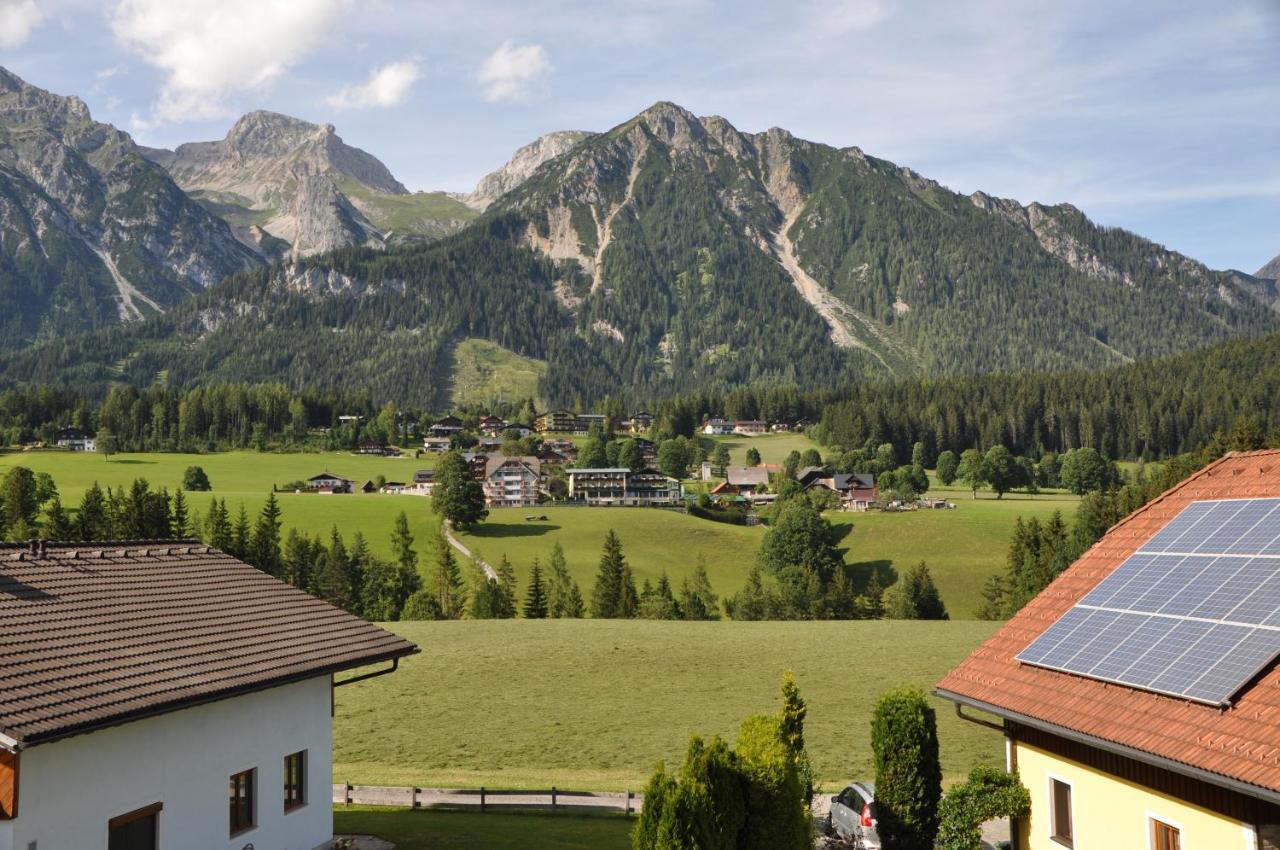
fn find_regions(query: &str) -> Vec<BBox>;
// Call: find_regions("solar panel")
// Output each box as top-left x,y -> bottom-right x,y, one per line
1017,498 -> 1280,705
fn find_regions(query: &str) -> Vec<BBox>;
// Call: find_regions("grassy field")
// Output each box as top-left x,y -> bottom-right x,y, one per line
333,619 -> 1003,791
448,337 -> 547,411
0,450 -> 445,568
705,432 -> 822,466
3,448 -> 1080,615
334,807 -> 632,849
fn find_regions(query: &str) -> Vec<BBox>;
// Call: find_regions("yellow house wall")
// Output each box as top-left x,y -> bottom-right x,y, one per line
1015,741 -> 1257,850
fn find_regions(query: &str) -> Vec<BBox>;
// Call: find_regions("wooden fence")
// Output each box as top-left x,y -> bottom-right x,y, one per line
333,783 -> 643,815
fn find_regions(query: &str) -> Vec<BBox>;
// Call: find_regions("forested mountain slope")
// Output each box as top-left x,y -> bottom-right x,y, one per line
0,67 -> 258,350
492,102 -> 1280,376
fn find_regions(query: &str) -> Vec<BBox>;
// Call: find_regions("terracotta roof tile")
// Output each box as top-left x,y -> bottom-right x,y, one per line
0,541 -> 417,746
937,449 -> 1280,797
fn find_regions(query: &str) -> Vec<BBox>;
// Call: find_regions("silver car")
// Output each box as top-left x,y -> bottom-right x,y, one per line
828,780 -> 880,848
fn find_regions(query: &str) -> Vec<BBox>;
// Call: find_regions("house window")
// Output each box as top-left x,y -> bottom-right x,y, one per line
108,802 -> 161,850
230,768 -> 256,835
1152,819 -> 1181,850
284,751 -> 307,812
1050,778 -> 1073,846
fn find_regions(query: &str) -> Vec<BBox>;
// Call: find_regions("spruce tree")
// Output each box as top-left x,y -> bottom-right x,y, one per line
390,510 -> 417,572
42,498 -> 73,541
523,559 -> 549,618
495,555 -> 518,618
618,564 -> 639,618
591,529 -> 626,618
231,503 -> 250,559
433,543 -> 466,619
76,482 -> 108,541
249,492 -> 283,575
170,489 -> 190,538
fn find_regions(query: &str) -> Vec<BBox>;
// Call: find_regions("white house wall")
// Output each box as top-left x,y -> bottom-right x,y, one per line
7,676 -> 333,850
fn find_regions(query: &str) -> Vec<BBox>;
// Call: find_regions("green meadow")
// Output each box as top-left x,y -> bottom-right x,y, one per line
0,450 -> 445,567
333,619 -> 1004,791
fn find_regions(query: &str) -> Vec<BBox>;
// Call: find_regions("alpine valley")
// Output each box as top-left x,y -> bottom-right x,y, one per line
1,68 -> 1277,406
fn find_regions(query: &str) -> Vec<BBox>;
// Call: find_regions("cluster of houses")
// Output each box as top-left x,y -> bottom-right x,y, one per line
702,464 -> 878,511
700,418 -> 812,436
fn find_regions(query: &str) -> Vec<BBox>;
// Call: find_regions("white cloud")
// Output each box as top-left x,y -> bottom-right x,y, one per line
478,40 -> 551,102
110,0 -> 348,124
0,0 -> 44,48
326,60 -> 421,109
814,0 -> 887,34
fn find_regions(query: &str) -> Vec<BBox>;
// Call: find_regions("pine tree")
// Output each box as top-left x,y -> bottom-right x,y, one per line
523,559 -> 549,618
283,528 -> 313,591
591,529 -> 626,618
390,510 -> 417,572
823,566 -> 859,619
546,542 -> 574,617
729,565 -> 775,621
434,543 -> 466,619
495,555 -> 517,618
170,489 -> 190,538
249,492 -> 283,575
859,568 -> 886,619
41,498 -> 73,541
76,482 -> 108,541
679,556 -> 720,620
318,528 -> 356,611
618,564 -> 639,618
467,556 -> 497,619
231,504 -> 250,559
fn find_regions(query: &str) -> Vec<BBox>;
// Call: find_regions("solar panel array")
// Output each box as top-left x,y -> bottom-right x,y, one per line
1017,498 -> 1280,705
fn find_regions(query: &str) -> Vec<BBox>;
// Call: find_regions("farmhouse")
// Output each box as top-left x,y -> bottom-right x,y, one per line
422,436 -> 452,452
798,467 -> 878,511
0,540 -> 416,850
306,472 -> 352,493
938,450 -> 1280,850
714,465 -> 779,496
379,481 -> 407,494
477,415 -> 508,436
54,428 -> 96,452
733,419 -> 768,436
482,456 -> 543,507
702,418 -> 734,435
407,469 -> 435,495
430,416 -> 463,437
566,468 -> 683,506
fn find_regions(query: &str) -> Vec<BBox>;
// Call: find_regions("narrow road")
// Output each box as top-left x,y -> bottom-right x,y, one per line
441,522 -> 498,580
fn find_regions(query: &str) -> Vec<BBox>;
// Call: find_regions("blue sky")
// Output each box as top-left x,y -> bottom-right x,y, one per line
2,0 -> 1277,271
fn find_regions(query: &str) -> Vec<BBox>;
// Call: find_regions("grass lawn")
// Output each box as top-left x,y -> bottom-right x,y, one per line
0,450 -> 444,568
456,506 -> 760,601
334,806 -> 633,850
448,338 -> 547,411
705,432 -> 822,466
333,619 -> 1003,791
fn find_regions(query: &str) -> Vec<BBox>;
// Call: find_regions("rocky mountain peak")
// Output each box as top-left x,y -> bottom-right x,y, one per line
466,129 -> 592,209
1258,253 -> 1280,281
222,110 -> 335,157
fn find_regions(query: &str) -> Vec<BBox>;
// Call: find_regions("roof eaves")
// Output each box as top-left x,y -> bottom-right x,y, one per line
937,687 -> 1280,806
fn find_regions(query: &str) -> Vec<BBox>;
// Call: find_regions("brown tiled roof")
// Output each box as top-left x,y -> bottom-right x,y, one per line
0,541 -> 417,747
937,450 -> 1280,798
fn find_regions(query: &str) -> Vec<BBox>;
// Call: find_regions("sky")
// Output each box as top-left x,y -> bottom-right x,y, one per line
1,0 -> 1277,272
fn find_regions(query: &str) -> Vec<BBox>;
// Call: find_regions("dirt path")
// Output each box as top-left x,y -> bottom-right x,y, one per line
441,522 -> 498,581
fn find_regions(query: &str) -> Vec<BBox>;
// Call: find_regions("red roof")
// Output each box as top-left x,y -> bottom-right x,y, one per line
937,450 -> 1280,798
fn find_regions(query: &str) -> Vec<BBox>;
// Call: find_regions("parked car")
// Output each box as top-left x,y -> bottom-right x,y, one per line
828,780 -> 880,848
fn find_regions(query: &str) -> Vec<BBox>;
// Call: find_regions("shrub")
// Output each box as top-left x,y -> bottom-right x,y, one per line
182,465 -> 212,491
871,686 -> 942,850
936,767 -> 1031,850
736,714 -> 810,850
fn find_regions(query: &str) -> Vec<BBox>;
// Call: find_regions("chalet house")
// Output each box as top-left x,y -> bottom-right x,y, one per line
633,437 -> 658,463
356,441 -> 396,456
733,420 -> 768,436
626,412 -> 653,433
937,450 -> 1280,850
565,468 -> 683,506
306,473 -> 352,493
54,428 -> 96,452
430,416 -> 464,437
422,437 -> 452,452
534,410 -> 577,434
482,456 -> 542,508
770,422 -> 793,433
360,480 -> 377,494
407,469 -> 436,495
702,418 -> 734,436
545,439 -> 578,459
538,448 -> 569,467
798,467 -> 877,511
718,465 -> 779,495
477,415 -> 508,436
379,481 -> 407,494
0,540 -> 416,850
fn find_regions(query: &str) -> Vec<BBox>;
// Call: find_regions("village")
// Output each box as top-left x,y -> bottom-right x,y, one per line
285,409 -> 912,516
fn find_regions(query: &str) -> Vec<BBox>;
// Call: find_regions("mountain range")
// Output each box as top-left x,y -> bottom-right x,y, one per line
1259,254 -> 1280,281
0,67 -> 1276,406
